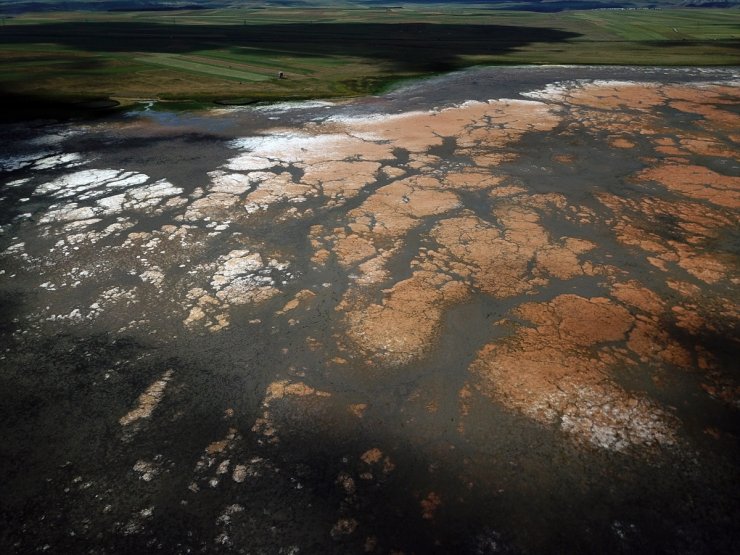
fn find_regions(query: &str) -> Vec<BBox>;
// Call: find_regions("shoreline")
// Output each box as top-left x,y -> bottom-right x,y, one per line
2,63 -> 739,124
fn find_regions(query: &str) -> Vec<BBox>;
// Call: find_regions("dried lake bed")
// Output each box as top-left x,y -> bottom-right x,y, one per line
0,66 -> 739,553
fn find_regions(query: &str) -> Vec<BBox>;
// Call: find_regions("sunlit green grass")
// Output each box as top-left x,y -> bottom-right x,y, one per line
136,53 -> 271,82
0,6 -> 737,110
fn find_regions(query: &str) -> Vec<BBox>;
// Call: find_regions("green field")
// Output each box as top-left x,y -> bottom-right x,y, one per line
0,6 -> 738,114
134,53 -> 271,82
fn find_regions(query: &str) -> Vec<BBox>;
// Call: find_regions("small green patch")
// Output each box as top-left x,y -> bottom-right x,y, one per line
136,53 -> 271,82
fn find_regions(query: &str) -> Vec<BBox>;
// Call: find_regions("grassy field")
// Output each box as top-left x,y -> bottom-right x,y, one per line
0,6 -> 738,114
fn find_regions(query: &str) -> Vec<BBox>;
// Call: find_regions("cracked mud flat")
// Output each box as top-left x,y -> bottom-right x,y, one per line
1,66 -> 739,554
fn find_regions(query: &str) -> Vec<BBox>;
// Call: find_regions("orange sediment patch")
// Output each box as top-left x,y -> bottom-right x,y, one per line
312,175 -> 462,286
441,170 -> 503,191
342,269 -> 468,366
637,163 -> 740,209
301,160 -> 381,202
242,171 -> 315,214
336,98 -> 559,155
597,192 -> 737,285
627,317 -> 693,368
517,295 -> 633,346
277,289 -> 316,314
348,403 -> 368,418
433,207 -> 594,294
420,492 -> 442,520
334,234 -> 380,267
360,448 -> 383,465
677,137 -> 738,159
330,518 -> 358,539
566,83 -> 667,111
264,380 -> 331,402
536,237 -> 596,280
469,295 -> 678,452
339,196 -> 600,365
664,85 -> 740,134
350,176 -> 461,238
671,305 -> 708,335
611,281 -> 665,314
609,137 -> 636,149
431,211 -> 544,297
552,154 -> 576,164
671,243 -> 732,285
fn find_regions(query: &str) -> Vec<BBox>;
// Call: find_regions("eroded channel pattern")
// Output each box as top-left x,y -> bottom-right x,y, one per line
1,70 -> 738,553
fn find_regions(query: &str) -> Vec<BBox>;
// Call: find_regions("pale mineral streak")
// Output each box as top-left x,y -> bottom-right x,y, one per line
183,249 -> 290,332
119,369 -> 174,426
35,169 -> 184,227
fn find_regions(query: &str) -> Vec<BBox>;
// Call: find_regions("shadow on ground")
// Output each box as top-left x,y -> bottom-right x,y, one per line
0,21 -> 580,72
0,21 -> 581,119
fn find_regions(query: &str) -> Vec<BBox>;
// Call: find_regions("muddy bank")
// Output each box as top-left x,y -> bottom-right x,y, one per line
1,66 -> 739,553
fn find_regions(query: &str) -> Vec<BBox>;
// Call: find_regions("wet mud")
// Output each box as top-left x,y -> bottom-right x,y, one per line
1,66 -> 739,553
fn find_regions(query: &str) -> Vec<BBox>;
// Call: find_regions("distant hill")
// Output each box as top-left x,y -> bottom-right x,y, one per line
0,1 -> 215,14
360,0 -> 740,10
1,0 -> 739,15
